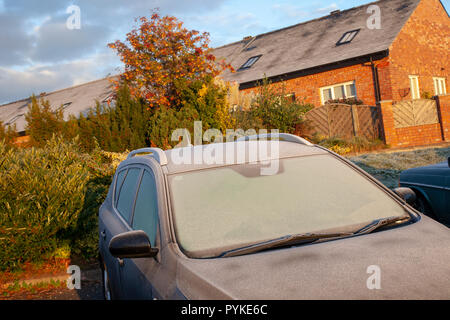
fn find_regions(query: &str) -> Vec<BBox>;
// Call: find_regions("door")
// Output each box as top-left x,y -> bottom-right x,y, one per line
119,169 -> 162,299
101,166 -> 142,299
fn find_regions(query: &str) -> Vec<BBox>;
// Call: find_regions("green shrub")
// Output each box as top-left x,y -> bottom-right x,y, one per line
230,108 -> 264,131
25,96 -> 65,147
0,122 -> 18,148
235,78 -> 313,134
148,105 -> 199,149
0,136 -> 117,271
147,77 -> 235,149
325,97 -> 364,105
72,84 -> 151,152
25,84 -> 151,153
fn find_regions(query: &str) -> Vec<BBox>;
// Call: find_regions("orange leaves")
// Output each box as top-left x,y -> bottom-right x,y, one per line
108,10 -> 232,108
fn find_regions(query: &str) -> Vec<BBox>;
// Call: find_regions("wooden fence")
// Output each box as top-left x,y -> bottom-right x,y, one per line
392,99 -> 439,128
305,103 -> 382,140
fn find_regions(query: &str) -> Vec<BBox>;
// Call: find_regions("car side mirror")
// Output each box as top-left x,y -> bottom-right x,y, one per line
393,187 -> 416,206
109,230 -> 158,259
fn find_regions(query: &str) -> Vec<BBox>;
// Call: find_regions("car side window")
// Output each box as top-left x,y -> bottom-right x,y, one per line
114,169 -> 127,206
132,170 -> 159,247
116,168 -> 142,223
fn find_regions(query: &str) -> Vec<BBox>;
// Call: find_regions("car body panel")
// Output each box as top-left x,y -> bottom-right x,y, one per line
400,161 -> 450,225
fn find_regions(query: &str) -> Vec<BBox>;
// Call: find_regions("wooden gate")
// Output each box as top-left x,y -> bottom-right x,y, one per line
305,104 -> 382,139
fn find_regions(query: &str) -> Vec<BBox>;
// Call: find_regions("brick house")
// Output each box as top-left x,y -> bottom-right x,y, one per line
213,0 -> 449,107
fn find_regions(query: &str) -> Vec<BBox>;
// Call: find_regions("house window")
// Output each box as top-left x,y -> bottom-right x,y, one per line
320,81 -> 357,104
239,55 -> 261,70
336,29 -> 360,46
285,93 -> 296,102
433,77 -> 447,95
56,102 -> 72,112
409,75 -> 420,99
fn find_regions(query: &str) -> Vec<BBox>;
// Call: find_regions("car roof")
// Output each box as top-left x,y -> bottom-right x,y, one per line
160,140 -> 328,174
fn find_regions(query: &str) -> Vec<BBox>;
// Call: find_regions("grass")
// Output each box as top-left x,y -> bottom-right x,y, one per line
348,146 -> 450,189
1,279 -> 65,299
0,258 -> 70,286
312,135 -> 388,155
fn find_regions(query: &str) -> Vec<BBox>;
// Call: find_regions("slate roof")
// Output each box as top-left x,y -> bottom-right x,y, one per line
212,0 -> 421,85
0,77 -> 117,133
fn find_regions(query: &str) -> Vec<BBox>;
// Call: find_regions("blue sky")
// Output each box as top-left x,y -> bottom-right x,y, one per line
0,0 -> 448,104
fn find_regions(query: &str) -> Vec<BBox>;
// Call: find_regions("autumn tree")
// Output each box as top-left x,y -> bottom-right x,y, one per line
108,11 -> 231,108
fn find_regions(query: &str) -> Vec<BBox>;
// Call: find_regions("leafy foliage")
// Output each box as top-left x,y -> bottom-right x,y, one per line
25,84 -> 151,153
70,84 -> 151,152
147,77 -> 235,149
108,11 -> 231,107
24,96 -> 65,147
325,97 -> 364,105
0,122 -> 18,147
313,135 -> 387,155
0,136 -> 119,271
231,78 -> 313,134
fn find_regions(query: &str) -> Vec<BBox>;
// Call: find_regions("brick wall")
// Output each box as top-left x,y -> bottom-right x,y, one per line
379,95 -> 449,148
387,0 -> 450,101
240,60 -> 380,107
437,94 -> 450,141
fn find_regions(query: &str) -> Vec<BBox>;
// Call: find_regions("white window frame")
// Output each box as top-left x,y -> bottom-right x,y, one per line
320,81 -> 357,105
409,75 -> 420,99
433,77 -> 447,96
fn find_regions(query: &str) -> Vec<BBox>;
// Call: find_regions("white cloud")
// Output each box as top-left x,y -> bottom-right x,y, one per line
0,53 -> 120,104
316,3 -> 339,14
272,3 -> 308,19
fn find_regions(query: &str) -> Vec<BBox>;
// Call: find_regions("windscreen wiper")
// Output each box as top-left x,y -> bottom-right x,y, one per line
219,216 -> 412,258
219,231 -> 353,258
353,215 -> 411,235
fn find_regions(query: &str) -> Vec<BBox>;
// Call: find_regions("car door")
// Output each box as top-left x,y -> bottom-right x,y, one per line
100,166 -> 142,299
118,168 -> 162,299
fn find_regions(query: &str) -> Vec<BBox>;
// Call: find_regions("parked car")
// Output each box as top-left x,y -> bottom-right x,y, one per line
399,157 -> 450,226
98,133 -> 450,300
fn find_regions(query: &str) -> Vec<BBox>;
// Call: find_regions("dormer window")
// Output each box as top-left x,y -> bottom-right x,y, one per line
61,102 -> 72,109
102,94 -> 115,106
6,114 -> 23,125
238,55 -> 261,71
336,29 -> 360,46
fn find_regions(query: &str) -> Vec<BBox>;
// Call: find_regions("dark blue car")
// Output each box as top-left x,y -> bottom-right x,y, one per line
399,157 -> 450,226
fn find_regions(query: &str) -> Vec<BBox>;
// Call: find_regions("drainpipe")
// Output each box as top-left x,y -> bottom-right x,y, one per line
370,56 -> 381,103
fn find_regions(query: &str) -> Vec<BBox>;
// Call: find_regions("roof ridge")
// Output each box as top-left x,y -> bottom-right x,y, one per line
0,75 -> 119,108
213,0 -> 411,50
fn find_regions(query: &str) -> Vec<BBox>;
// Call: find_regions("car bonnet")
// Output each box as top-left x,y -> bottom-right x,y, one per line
175,215 -> 450,299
